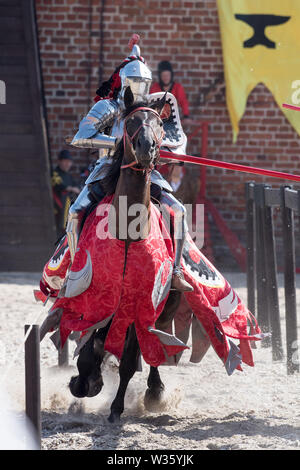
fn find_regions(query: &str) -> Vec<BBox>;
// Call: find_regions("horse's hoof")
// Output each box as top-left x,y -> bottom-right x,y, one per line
86,376 -> 103,397
69,375 -> 89,398
144,386 -> 165,412
108,412 -> 121,424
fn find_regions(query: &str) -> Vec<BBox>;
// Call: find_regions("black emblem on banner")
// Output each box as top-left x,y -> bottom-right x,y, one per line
235,14 -> 290,48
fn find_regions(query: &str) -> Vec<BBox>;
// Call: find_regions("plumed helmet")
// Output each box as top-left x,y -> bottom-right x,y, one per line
119,34 -> 152,103
119,61 -> 152,103
95,34 -> 152,103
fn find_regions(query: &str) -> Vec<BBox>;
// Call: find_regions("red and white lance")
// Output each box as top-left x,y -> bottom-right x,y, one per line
159,103 -> 300,183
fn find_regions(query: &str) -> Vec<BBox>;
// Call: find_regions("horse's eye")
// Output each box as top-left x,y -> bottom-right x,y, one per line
128,117 -> 135,127
126,118 -> 135,131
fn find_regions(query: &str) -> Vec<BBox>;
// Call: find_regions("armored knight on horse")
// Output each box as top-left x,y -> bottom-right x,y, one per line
66,34 -> 193,293
36,35 -> 267,423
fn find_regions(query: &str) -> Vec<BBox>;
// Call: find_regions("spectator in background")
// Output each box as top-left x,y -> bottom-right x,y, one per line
79,150 -> 99,189
150,60 -> 193,125
151,61 -> 193,194
51,149 -> 80,238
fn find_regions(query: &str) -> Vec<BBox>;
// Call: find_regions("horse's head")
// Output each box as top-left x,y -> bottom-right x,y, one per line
121,87 -> 166,171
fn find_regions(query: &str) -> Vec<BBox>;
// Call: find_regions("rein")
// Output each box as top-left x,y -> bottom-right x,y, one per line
121,106 -> 164,172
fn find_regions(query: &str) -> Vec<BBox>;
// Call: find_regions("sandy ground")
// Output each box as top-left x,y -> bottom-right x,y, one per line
0,271 -> 299,451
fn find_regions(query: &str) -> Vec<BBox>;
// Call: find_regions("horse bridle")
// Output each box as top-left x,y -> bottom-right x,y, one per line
121,106 -> 165,172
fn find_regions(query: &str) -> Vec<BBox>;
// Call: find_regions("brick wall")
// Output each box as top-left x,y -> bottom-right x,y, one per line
35,0 -> 300,268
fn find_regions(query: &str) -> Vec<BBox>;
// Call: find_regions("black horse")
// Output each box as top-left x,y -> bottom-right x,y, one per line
69,87 -> 182,423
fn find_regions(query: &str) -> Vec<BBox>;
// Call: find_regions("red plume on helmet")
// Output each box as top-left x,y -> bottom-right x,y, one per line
128,33 -> 140,50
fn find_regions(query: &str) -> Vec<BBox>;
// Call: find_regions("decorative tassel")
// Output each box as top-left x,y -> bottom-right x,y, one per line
128,33 -> 140,50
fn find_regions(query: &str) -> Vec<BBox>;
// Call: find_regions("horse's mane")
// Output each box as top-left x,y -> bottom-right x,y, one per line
99,100 -> 149,195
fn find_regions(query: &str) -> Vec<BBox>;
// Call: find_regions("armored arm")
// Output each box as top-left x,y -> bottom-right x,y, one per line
71,99 -> 119,149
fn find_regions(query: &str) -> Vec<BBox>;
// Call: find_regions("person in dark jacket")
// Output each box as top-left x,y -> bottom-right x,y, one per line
51,149 -> 80,238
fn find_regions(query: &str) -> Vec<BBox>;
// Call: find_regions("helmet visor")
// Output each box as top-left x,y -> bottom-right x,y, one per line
123,77 -> 151,102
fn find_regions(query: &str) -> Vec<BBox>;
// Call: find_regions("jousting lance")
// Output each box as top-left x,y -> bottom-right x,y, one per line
160,104 -> 300,183
160,150 -> 300,183
282,103 -> 300,112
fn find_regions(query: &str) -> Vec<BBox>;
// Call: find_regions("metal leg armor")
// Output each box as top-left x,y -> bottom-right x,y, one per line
66,156 -> 110,261
160,190 -> 193,292
66,185 -> 91,261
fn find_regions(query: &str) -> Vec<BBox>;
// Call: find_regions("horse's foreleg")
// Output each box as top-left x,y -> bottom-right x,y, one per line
144,366 -> 165,411
155,291 -> 181,331
69,332 -> 98,398
143,292 -> 181,411
69,323 -> 110,398
147,366 -> 164,390
108,324 -> 140,423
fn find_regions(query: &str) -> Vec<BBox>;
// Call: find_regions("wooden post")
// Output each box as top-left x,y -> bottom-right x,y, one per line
262,185 -> 283,361
281,186 -> 299,374
58,339 -> 69,367
245,182 -> 256,315
199,121 -> 209,199
254,184 -> 271,346
24,325 -> 41,449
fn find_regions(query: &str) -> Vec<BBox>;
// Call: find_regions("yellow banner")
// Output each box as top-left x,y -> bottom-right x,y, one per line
217,0 -> 300,142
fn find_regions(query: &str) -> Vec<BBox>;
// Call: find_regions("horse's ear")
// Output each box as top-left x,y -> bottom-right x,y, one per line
150,92 -> 167,116
124,86 -> 134,109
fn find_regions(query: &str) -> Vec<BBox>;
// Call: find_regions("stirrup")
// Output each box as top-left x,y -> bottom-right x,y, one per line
171,267 -> 194,292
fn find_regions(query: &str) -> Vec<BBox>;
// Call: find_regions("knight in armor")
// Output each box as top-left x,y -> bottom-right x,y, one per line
68,34 -> 193,292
